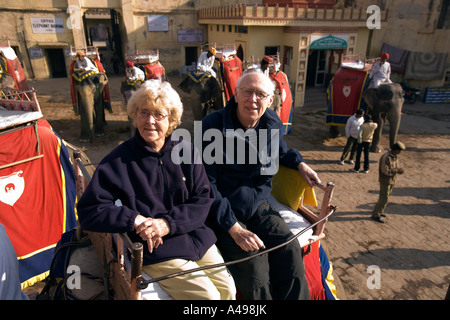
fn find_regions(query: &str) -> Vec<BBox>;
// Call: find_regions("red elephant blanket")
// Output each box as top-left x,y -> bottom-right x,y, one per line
0,119 -> 77,288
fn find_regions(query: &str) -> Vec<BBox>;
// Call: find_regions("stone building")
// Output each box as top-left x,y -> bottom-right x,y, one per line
0,0 -> 448,106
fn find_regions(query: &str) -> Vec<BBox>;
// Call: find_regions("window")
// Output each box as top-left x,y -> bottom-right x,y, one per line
264,46 -> 279,56
437,0 -> 450,29
235,26 -> 248,34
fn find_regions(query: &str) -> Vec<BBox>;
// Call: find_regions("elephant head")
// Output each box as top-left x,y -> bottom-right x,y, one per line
74,72 -> 108,143
120,79 -> 143,103
0,72 -> 16,89
179,73 -> 224,120
363,83 -> 404,152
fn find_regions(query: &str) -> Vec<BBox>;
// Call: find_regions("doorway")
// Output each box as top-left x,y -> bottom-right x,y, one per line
45,49 -> 67,78
185,47 -> 198,67
306,50 -> 329,87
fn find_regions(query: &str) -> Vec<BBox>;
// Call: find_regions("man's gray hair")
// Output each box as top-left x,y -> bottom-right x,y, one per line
236,70 -> 276,96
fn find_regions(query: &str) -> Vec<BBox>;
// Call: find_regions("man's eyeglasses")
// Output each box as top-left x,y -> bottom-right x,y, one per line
137,109 -> 169,121
237,88 -> 270,100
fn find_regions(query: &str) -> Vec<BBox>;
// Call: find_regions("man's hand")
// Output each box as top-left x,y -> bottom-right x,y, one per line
298,162 -> 321,187
228,223 -> 265,252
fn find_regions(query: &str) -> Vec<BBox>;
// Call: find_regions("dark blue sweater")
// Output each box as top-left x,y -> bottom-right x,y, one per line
77,132 -> 217,265
201,97 -> 304,232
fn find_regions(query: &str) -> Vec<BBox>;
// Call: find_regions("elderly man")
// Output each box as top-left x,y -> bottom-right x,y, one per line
369,53 -> 392,88
201,71 -> 320,300
125,60 -> 145,84
197,47 -> 217,77
74,51 -> 98,74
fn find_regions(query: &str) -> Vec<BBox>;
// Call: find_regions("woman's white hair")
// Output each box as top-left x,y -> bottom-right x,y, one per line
127,80 -> 183,135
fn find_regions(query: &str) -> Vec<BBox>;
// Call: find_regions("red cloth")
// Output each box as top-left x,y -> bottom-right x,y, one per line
303,241 -> 326,300
143,62 -> 165,80
269,70 -> 292,125
1,56 -> 28,90
329,67 -> 369,118
220,56 -> 243,100
0,120 -> 71,257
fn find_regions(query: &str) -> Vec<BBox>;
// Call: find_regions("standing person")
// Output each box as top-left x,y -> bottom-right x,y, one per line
369,53 -> 392,89
351,114 -> 378,173
371,142 -> 406,223
111,51 -> 121,74
339,109 -> 365,165
201,71 -> 321,300
77,80 -> 236,300
197,47 -> 217,77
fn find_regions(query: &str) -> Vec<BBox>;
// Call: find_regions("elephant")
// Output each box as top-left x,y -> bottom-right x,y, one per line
74,72 -> 109,143
178,72 -> 224,120
120,78 -> 144,136
0,72 -> 15,89
362,82 -> 404,153
120,78 -> 143,104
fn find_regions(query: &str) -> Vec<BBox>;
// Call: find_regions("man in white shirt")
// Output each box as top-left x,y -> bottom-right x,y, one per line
339,109 -> 365,165
257,56 -> 273,77
74,51 -> 99,74
197,47 -> 216,77
369,53 -> 392,88
125,60 -> 145,84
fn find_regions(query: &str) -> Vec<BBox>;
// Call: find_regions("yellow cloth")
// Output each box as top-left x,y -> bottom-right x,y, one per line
271,166 -> 317,210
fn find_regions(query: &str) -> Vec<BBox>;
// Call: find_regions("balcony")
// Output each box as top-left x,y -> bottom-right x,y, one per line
198,4 -> 389,28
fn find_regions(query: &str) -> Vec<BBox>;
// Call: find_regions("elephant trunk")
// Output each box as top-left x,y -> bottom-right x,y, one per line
387,100 -> 403,148
77,86 -> 95,142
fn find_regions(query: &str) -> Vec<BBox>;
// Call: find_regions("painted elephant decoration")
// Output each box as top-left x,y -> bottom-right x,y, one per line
73,72 -> 109,143
362,82 -> 404,152
0,72 -> 15,89
178,72 -> 223,120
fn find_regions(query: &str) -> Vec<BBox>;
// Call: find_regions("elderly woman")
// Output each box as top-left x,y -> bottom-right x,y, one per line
77,80 -> 236,300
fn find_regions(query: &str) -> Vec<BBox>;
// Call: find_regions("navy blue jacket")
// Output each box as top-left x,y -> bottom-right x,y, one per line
77,132 -> 216,265
201,96 -> 304,232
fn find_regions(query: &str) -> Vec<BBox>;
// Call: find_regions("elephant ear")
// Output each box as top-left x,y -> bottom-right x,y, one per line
201,77 -> 221,103
377,84 -> 394,101
178,76 -> 192,94
363,88 -> 378,110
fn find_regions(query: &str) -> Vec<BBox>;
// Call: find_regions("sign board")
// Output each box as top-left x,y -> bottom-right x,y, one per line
424,86 -> 450,104
177,29 -> 204,43
147,15 -> 169,32
31,17 -> 65,34
310,35 -> 348,50
29,47 -> 43,59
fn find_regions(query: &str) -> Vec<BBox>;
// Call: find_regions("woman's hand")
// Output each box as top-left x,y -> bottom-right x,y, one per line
134,215 -> 170,253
